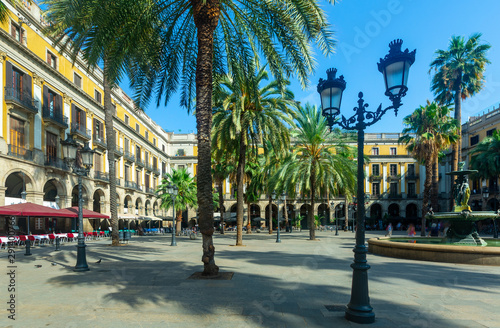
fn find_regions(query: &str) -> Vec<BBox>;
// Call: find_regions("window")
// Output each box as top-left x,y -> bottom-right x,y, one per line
47,89 -> 57,116
145,131 -> 149,140
153,157 -> 158,170
162,145 -> 165,152
390,182 -> 398,195
124,138 -> 130,152
408,182 -> 416,196
372,164 -> 380,176
162,162 -> 166,174
153,138 -> 156,146
407,164 -> 415,176
177,149 -> 185,156
470,135 -> 479,146
390,147 -> 397,155
46,51 -> 57,69
93,119 -> 104,140
136,145 -> 141,160
487,128 -> 496,137
10,117 -> 25,154
112,103 -> 116,115
11,22 -> 24,43
124,114 -> 129,125
125,165 -> 130,182
145,173 -> 150,190
73,72 -> 82,88
71,104 -> 86,130
372,147 -> 379,155
46,132 -> 58,162
35,218 -> 44,230
94,90 -> 102,104
390,164 -> 398,176
178,165 -> 185,170
12,67 -> 23,95
135,123 -> 140,133
372,183 -> 380,196
145,152 -> 149,165
94,153 -> 102,172
136,170 -> 141,185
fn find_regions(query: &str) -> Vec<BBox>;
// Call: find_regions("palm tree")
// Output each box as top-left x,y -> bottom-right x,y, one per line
157,168 -> 197,235
124,0 -> 335,275
274,104 -> 357,240
470,130 -> 500,190
212,66 -> 296,246
211,157 -> 235,234
430,33 -> 491,210
399,101 -> 459,236
42,0 -> 158,246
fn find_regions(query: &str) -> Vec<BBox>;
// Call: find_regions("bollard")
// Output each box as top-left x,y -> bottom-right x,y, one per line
25,240 -> 32,256
55,237 -> 61,251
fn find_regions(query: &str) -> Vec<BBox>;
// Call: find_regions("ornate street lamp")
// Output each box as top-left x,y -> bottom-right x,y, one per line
317,39 -> 416,324
61,134 -> 95,272
166,184 -> 179,246
274,192 -> 286,243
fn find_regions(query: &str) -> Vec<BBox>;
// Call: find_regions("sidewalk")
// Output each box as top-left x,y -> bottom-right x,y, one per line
1,230 -> 499,327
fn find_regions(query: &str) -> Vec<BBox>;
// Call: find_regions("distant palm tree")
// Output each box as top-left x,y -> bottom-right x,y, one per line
212,66 -> 296,246
470,130 -> 500,187
157,168 -> 197,236
275,104 -> 357,240
430,33 -> 490,210
400,101 -> 459,236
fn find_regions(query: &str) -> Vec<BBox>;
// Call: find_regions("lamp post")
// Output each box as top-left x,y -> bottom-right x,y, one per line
483,188 -> 498,238
274,192 -> 286,243
317,39 -> 415,324
166,184 -> 179,246
61,134 -> 95,272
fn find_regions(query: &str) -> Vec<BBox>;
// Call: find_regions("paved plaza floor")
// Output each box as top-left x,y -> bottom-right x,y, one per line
1,230 -> 500,327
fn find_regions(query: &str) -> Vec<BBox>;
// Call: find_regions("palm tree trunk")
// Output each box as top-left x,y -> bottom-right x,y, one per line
345,194 -> 349,231
450,73 -> 463,211
268,194 -> 273,234
246,199 -> 251,234
219,182 -> 224,234
103,57 -> 118,246
283,197 -> 288,230
431,156 -> 439,211
422,158 -> 433,236
235,132 -> 246,245
193,0 -> 220,276
309,166 -> 316,240
176,209 -> 182,236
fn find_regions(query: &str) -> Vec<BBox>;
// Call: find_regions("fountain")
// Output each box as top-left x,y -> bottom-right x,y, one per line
368,163 -> 500,265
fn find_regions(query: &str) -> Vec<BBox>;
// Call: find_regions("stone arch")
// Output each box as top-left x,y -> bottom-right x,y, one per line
388,203 -> 400,218
115,193 -> 121,215
487,198 -> 499,211
406,203 -> 418,219
335,204 -> 346,219
318,203 -> 330,225
265,203 -> 278,228
145,199 -> 151,216
153,199 -> 160,216
71,183 -> 89,208
43,179 -> 58,201
285,204 -> 295,220
299,204 -> 311,229
135,197 -> 143,216
93,189 -> 106,213
124,195 -> 132,214
4,170 -> 35,201
230,203 -> 237,213
249,204 -> 260,219
370,203 -> 382,220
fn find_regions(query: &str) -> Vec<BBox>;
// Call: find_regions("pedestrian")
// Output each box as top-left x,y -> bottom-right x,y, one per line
407,223 -> 416,237
385,223 -> 393,237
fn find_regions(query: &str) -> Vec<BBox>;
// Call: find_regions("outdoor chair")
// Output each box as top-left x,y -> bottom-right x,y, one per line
27,235 -> 39,246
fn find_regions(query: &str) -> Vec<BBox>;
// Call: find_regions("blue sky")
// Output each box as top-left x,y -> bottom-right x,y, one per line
121,0 -> 500,134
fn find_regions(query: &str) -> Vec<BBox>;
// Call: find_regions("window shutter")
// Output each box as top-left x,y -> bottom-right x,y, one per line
100,121 -> 104,138
5,61 -> 12,87
11,23 -> 15,38
81,109 -> 86,128
23,73 -> 31,98
56,93 -> 63,116
42,86 -> 48,114
71,104 -> 76,125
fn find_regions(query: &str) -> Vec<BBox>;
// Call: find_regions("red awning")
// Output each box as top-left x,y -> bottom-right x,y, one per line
64,207 -> 110,219
0,202 -> 77,217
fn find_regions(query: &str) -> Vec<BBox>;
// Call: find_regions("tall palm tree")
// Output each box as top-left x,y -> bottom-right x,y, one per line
274,104 -> 357,240
124,0 -> 335,275
470,130 -> 500,187
157,168 -> 197,235
42,0 -> 158,246
212,66 -> 296,246
399,101 -> 458,236
430,33 -> 491,210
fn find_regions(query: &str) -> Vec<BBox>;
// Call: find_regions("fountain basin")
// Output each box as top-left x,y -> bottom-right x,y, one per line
368,237 -> 500,266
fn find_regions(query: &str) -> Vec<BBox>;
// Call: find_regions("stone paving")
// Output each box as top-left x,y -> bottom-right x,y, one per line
1,230 -> 500,327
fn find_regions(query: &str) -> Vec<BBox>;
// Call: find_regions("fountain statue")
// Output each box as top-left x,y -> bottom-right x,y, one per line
426,162 -> 500,246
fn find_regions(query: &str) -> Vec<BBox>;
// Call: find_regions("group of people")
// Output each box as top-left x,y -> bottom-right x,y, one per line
385,221 -> 449,237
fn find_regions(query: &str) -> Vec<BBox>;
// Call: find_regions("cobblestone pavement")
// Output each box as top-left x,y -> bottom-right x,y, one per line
1,230 -> 500,327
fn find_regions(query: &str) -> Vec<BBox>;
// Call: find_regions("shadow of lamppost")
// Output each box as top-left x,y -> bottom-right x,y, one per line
317,39 -> 416,323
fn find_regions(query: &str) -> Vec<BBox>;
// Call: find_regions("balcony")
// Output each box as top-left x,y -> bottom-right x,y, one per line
4,86 -> 38,114
94,171 -> 109,182
42,107 -> 68,129
388,193 -> 403,199
125,180 -> 138,190
44,156 -> 69,171
152,167 -> 160,176
70,123 -> 91,140
406,193 -> 419,199
8,144 -> 33,161
145,163 -> 154,172
146,187 -> 156,195
369,175 -> 382,182
124,151 -> 135,162
114,146 -> 123,157
406,173 -> 419,180
115,178 -> 121,186
387,175 -> 401,182
92,134 -> 107,149
135,158 -> 145,168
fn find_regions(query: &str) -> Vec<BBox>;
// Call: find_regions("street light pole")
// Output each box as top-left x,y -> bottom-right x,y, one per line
318,39 -> 415,324
167,184 -> 178,246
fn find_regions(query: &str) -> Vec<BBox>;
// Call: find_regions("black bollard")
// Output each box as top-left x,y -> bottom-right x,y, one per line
25,240 -> 32,256
55,237 -> 61,251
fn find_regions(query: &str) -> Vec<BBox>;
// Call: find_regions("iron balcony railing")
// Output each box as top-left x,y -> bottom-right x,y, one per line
114,146 -> 123,156
135,158 -> 145,167
406,173 -> 419,180
152,167 -> 160,175
42,106 -> 68,128
124,151 -> 135,162
146,187 -> 155,194
94,171 -> 109,182
4,86 -> 38,113
145,163 -> 153,172
92,134 -> 106,148
70,123 -> 91,139
44,155 -> 69,171
125,180 -> 138,190
115,178 -> 121,186
8,144 -> 33,161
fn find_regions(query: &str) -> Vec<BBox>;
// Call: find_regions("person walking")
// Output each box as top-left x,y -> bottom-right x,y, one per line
385,223 -> 393,237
